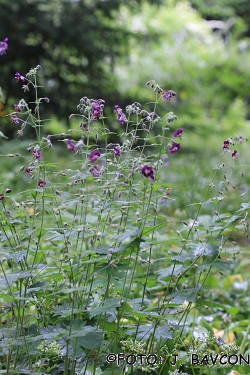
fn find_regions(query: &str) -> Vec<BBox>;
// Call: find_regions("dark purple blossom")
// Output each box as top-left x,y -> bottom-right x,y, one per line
11,115 -> 19,124
81,123 -> 88,130
15,72 -> 25,82
66,139 -> 76,152
141,165 -> 155,182
0,194 -> 5,201
173,128 -> 183,138
89,150 -> 101,162
114,105 -> 127,125
32,150 -> 41,160
113,145 -> 121,157
169,142 -> 181,154
5,188 -> 12,193
0,38 -> 8,56
90,165 -> 101,177
26,168 -> 33,176
14,104 -> 21,112
232,150 -> 237,158
222,140 -> 230,152
238,136 -> 244,143
162,90 -> 177,101
38,179 -> 46,188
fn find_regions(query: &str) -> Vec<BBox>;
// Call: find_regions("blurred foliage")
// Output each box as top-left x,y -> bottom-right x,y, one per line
188,0 -> 250,38
0,0 -> 163,139
114,1 -> 250,153
1,0 -> 250,152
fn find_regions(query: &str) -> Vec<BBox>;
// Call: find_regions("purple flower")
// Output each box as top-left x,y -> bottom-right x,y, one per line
66,139 -> 76,152
90,99 -> 104,121
162,90 -> 177,101
26,168 -> 33,176
232,150 -> 237,158
0,194 -> 5,201
5,188 -> 12,193
15,72 -> 25,82
32,150 -> 41,160
141,165 -> 155,182
11,115 -> 19,124
38,179 -> 46,188
90,165 -> 101,177
222,140 -> 230,152
173,128 -> 183,138
169,142 -> 181,154
14,104 -> 21,112
113,145 -> 120,157
114,105 -> 127,125
81,123 -> 88,130
89,150 -> 101,162
238,136 -> 244,143
0,38 -> 8,56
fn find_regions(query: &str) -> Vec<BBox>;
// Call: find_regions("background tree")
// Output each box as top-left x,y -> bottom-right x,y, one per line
0,0 -> 163,139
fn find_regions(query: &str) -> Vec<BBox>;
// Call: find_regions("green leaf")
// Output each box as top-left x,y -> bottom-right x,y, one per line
171,253 -> 194,262
79,331 -> 103,349
142,222 -> 165,236
94,245 -> 111,254
155,324 -> 172,339
158,264 -> 187,284
191,243 -> 219,259
167,288 -> 199,304
89,298 -> 120,319
198,260 -> 234,272
117,228 -> 142,242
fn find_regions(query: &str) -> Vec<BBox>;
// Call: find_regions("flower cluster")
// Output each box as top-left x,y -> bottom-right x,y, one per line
114,105 -> 127,124
90,99 -> 104,121
162,90 -> 177,101
222,139 -> 238,158
77,97 -> 105,126
0,37 -> 8,56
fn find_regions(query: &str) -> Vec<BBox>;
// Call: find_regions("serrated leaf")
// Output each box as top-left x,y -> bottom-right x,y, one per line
89,298 -> 120,318
79,331 -> 103,349
171,253 -> 194,262
191,243 -> 219,259
127,324 -> 153,340
167,288 -> 199,304
94,245 -> 111,254
117,228 -> 141,242
198,260 -> 233,272
155,324 -> 172,339
158,264 -> 187,284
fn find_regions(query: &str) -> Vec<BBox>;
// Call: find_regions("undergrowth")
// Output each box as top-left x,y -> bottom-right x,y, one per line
0,66 -> 249,375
